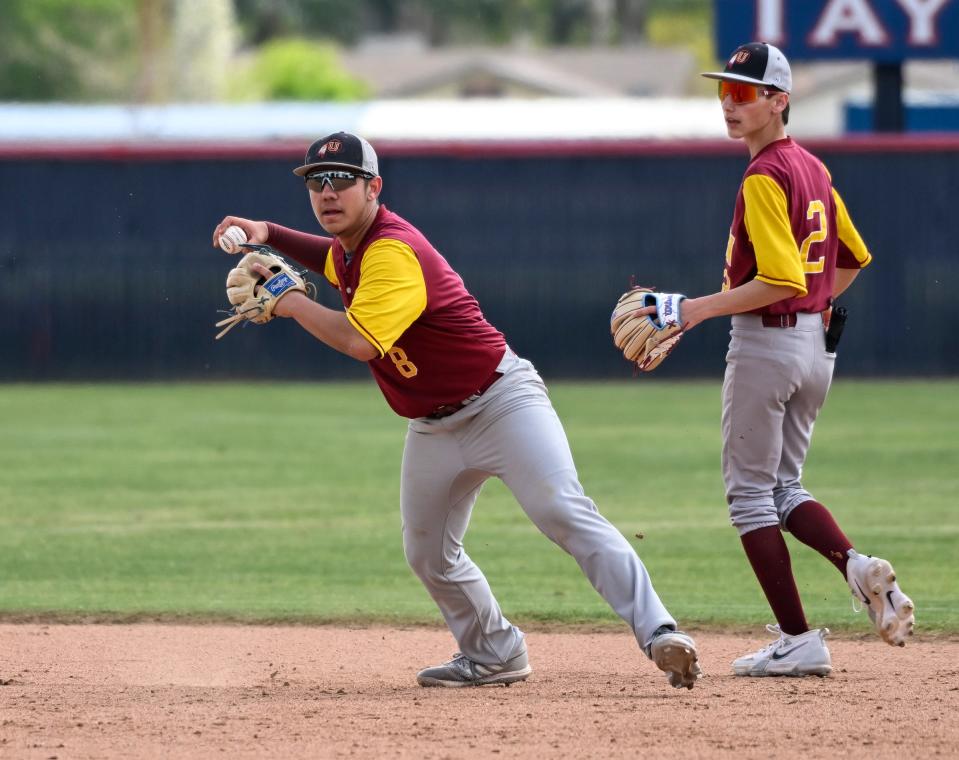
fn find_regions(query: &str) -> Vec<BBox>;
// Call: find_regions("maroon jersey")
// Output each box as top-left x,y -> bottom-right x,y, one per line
330,205 -> 505,418
723,137 -> 871,316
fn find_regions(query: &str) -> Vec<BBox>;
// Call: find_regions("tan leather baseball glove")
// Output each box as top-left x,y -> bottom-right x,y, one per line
610,287 -> 686,371
215,244 -> 311,339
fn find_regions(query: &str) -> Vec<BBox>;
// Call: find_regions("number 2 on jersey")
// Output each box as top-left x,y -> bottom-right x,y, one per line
800,200 -> 827,274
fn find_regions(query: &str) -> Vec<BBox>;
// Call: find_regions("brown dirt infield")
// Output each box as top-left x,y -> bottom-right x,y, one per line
1,623 -> 956,759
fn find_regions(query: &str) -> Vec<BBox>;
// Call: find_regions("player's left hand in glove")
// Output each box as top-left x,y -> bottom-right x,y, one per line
214,244 -> 312,340
610,287 -> 686,371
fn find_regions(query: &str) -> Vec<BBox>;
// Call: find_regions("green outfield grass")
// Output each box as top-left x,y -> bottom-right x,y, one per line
1,380 -> 956,632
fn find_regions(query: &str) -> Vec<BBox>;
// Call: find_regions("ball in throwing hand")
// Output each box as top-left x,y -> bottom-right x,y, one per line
218,225 -> 248,254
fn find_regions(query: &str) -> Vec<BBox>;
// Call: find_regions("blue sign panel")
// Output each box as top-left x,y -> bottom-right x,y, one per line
715,0 -> 959,61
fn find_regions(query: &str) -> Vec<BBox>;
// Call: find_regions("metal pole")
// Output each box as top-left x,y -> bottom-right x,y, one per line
873,62 -> 905,132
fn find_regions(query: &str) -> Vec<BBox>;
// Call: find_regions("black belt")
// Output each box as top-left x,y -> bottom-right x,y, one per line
427,370 -> 503,419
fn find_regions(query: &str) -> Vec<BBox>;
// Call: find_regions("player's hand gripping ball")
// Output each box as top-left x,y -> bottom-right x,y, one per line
218,225 -> 248,254
611,287 -> 686,371
214,244 -> 312,339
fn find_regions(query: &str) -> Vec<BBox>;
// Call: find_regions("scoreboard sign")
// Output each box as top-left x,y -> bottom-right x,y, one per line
715,0 -> 959,61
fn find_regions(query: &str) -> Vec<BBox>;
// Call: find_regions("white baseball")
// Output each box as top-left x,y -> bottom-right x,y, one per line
218,225 -> 247,254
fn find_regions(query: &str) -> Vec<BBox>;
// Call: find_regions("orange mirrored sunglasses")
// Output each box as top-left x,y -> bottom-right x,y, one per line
717,80 -> 775,104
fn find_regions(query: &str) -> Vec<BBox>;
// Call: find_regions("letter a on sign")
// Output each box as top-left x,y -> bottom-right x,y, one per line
809,0 -> 890,45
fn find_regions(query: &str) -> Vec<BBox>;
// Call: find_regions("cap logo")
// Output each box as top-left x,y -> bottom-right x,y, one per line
325,139 -> 342,153
732,50 -> 751,65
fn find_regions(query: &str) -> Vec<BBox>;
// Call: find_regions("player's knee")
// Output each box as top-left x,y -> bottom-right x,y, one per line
403,539 -> 438,580
516,476 -> 597,544
525,498 -> 585,547
403,538 -> 464,585
728,499 -> 779,536
529,509 -> 572,547
773,488 -> 813,529
531,500 -> 616,557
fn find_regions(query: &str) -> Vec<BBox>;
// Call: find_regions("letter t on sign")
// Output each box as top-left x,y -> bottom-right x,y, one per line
756,0 -> 785,44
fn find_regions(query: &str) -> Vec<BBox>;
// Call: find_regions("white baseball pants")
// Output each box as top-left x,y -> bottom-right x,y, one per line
401,348 -> 675,667
722,312 -> 836,536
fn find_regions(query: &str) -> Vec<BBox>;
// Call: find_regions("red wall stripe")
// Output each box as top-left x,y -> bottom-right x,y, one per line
1,135 -> 958,161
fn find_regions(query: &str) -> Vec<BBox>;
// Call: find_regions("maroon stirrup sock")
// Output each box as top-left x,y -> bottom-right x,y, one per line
786,500 -> 855,577
740,526 -> 808,636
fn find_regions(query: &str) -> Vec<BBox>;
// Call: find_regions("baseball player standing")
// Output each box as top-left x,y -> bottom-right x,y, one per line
662,43 -> 915,676
211,132 -> 701,689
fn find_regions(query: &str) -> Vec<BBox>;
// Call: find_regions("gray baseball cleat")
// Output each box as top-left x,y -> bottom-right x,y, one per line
416,650 -> 532,688
649,628 -> 702,689
846,550 -> 915,646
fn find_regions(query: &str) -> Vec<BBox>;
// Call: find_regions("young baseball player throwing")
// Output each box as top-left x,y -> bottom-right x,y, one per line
646,43 -> 915,676
211,132 -> 701,689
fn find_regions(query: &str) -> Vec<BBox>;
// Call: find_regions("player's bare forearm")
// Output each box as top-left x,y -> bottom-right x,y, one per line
832,268 -> 860,298
275,292 -> 379,361
265,223 -> 334,274
681,280 -> 801,330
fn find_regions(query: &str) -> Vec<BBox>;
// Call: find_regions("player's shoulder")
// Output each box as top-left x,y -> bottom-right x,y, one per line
364,212 -> 426,264
366,237 -> 417,260
788,138 -> 831,172
371,206 -> 424,244
748,137 -> 795,170
747,138 -> 829,184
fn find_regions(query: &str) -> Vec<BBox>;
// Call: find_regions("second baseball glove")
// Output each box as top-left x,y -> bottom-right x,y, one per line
611,287 -> 686,371
215,244 -> 311,339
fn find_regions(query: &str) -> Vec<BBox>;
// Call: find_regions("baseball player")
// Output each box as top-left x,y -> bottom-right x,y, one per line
649,43 -> 915,676
211,132 -> 701,689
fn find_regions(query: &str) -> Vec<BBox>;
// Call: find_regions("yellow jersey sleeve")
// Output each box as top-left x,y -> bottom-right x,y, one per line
742,174 -> 808,296
346,239 -> 427,357
832,187 -> 873,268
323,246 -> 338,287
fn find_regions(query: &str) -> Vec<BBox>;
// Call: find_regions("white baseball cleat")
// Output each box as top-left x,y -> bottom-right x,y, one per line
650,629 -> 702,689
846,550 -> 915,646
732,625 -> 832,677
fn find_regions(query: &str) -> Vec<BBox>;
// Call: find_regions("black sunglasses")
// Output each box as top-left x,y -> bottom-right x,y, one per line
304,170 -> 371,193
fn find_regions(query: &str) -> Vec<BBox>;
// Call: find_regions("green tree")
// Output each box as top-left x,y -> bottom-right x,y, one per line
234,0 -> 363,45
0,0 -> 713,103
646,0 -> 716,89
169,0 -> 239,101
0,0 -> 137,101
231,37 -> 369,101
230,0 -> 711,49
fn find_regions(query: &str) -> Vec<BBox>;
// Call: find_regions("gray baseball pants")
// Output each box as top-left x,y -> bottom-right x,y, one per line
401,348 -> 675,667
722,312 -> 836,536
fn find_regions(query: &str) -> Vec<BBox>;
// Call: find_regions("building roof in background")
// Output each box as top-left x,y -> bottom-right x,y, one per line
341,42 -> 697,98
341,40 -> 959,103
